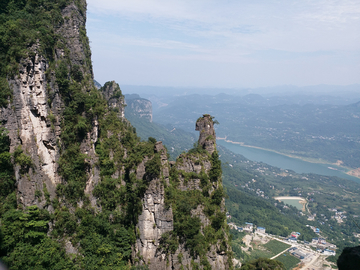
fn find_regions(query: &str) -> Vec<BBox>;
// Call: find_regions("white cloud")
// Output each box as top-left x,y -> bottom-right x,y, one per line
86,0 -> 360,87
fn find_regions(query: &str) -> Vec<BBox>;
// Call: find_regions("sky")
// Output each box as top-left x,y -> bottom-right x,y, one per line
86,0 -> 360,88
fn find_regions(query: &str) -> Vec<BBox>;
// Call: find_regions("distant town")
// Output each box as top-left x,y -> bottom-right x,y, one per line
227,216 -> 337,269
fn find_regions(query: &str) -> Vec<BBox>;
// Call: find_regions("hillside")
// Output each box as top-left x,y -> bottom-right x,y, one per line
124,95 -> 360,266
0,1 -> 231,269
152,93 -> 360,169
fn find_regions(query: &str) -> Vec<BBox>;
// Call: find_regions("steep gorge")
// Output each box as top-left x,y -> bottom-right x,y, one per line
0,1 -> 231,269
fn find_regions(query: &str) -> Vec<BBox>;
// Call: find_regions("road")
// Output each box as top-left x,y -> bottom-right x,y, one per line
270,245 -> 295,260
299,254 -> 320,270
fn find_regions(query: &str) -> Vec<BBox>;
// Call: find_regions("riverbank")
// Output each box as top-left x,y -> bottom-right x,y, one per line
217,137 -> 360,180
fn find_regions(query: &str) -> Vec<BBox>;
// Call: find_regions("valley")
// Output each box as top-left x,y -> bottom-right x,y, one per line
124,92 -> 360,268
0,1 -> 358,269
149,93 -> 360,170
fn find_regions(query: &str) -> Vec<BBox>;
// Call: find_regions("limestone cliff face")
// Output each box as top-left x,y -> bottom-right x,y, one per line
135,116 -> 231,270
0,45 -> 60,207
196,114 -> 216,155
0,1 -> 231,268
134,142 -> 174,268
125,96 -> 153,122
0,0 -> 95,208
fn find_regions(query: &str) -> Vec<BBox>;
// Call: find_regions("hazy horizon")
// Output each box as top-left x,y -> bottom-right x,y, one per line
87,0 -> 360,88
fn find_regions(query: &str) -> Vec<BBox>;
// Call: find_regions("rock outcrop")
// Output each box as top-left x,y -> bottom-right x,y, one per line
0,45 -> 60,208
125,96 -> 153,122
101,81 -> 125,118
134,142 -> 174,268
0,1 -> 231,269
135,115 -> 231,270
0,0 -> 98,209
337,246 -> 360,270
196,114 -> 216,154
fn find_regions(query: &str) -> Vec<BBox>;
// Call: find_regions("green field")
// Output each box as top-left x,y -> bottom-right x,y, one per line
264,240 -> 291,255
275,253 -> 301,270
246,249 -> 273,260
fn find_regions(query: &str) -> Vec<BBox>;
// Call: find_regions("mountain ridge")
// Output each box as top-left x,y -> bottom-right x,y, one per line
0,1 -> 231,269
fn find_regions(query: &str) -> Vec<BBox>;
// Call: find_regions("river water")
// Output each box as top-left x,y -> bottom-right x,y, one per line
217,140 -> 360,184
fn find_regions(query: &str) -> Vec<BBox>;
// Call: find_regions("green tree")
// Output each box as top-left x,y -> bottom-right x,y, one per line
241,258 -> 285,270
209,151 -> 222,182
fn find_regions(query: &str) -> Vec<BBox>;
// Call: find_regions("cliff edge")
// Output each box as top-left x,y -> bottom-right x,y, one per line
0,1 -> 231,269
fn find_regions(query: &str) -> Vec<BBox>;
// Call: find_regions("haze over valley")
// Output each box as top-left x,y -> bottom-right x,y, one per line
0,0 -> 359,269
121,85 -> 360,173
121,88 -> 360,268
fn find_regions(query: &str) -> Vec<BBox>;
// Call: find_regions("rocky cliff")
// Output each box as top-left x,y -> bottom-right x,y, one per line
134,115 -> 231,269
0,0 -> 93,208
125,94 -> 153,122
0,1 -> 231,269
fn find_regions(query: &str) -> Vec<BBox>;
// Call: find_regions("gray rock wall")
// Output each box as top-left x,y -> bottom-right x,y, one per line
101,81 -> 125,118
135,132 -> 230,269
196,114 -> 216,154
1,47 -> 61,208
0,0 -> 97,208
134,142 -> 174,268
125,98 -> 153,122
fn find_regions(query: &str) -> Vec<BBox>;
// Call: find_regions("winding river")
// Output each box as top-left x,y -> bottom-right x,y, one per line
217,139 -> 360,184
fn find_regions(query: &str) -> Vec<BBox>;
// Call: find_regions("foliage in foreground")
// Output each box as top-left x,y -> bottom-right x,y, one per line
240,258 -> 285,270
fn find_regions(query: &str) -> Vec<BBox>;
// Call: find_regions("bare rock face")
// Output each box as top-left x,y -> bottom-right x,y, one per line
196,114 -> 216,154
135,142 -> 174,268
135,127 -> 230,270
1,45 -> 61,208
56,0 -> 92,76
0,0 -> 96,208
101,81 -> 125,118
125,96 -> 153,122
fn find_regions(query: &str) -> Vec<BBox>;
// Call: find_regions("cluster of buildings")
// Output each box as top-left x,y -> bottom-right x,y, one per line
329,208 -> 347,223
286,232 -> 301,243
227,219 -> 337,257
311,238 -> 336,256
307,214 -> 316,221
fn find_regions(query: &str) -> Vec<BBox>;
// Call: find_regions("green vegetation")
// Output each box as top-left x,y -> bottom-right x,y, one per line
0,0 -> 72,106
263,241 -> 290,255
0,128 -> 15,215
163,150 -> 230,268
0,206 -> 75,270
274,253 -> 300,270
209,151 -> 222,182
153,93 -> 360,168
0,77 -> 12,107
245,249 -> 273,261
219,144 -> 360,264
240,258 -> 285,270
13,146 -> 34,174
